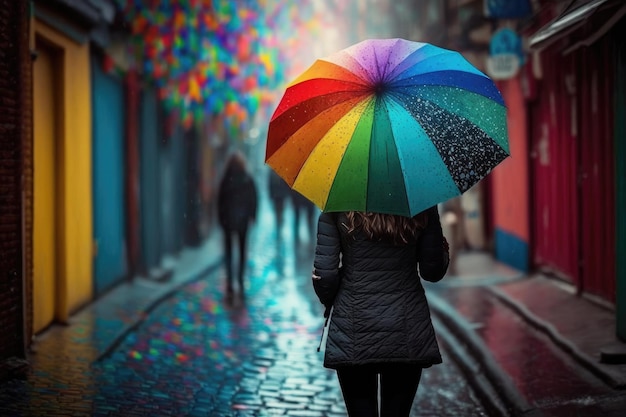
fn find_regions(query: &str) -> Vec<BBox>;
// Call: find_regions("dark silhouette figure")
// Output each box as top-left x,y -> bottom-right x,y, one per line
217,151 -> 258,302
291,189 -> 316,244
268,170 -> 292,240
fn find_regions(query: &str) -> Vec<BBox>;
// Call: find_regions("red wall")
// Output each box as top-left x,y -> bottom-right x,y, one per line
492,76 -> 530,272
577,40 -> 616,301
529,46 -> 580,283
528,38 -> 616,302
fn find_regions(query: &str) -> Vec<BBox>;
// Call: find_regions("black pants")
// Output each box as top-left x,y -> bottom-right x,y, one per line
336,365 -> 422,417
223,228 -> 248,294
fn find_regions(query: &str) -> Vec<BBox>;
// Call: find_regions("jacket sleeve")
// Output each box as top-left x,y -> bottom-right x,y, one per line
312,212 -> 342,314
417,206 -> 450,282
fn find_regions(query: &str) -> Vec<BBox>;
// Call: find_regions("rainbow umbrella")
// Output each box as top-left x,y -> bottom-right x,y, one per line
265,38 -> 509,217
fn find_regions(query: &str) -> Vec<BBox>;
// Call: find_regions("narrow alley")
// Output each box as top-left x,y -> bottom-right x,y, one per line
0,176 -> 490,416
2,2 -> 626,416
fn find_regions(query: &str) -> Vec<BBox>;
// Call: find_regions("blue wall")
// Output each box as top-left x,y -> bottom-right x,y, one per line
495,227 -> 529,273
139,88 -> 162,273
92,56 -> 127,294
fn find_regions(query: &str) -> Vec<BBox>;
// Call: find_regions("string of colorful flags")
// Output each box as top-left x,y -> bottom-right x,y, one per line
110,0 -> 327,132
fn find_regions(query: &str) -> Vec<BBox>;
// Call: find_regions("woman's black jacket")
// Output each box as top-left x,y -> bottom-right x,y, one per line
312,206 -> 448,369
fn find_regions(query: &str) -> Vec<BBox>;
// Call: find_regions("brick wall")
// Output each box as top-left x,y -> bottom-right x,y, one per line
0,0 -> 31,380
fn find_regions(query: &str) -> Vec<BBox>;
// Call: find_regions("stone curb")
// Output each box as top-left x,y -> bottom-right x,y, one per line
95,259 -> 223,362
487,286 -> 626,390
428,292 -> 540,417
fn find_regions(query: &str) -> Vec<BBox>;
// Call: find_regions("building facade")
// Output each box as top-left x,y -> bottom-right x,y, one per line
0,0 -> 31,380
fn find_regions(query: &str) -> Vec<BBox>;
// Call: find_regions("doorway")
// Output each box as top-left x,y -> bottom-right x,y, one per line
33,39 -> 61,334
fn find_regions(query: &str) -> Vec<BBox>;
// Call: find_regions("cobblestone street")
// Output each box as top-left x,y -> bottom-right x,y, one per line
0,195 -> 489,416
2,2 -> 626,417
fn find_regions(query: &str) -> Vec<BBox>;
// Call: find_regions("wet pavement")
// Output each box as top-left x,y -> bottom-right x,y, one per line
426,261 -> 626,416
0,196 -> 490,417
3,169 -> 626,416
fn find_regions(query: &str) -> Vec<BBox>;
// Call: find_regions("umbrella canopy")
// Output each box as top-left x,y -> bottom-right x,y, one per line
266,38 -> 509,217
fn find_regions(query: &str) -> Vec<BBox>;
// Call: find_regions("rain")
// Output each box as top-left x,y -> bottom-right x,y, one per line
1,1 -> 626,416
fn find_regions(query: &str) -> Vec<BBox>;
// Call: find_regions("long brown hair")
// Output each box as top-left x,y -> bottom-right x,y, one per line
343,211 -> 428,245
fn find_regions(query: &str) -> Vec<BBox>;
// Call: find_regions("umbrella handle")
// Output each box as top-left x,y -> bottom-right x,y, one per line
317,309 -> 332,352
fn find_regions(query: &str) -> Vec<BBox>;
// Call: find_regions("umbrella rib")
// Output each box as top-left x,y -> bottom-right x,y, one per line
389,93 -> 509,192
388,92 -> 493,141
275,79 -> 371,117
373,47 -> 382,84
307,78 -> 371,91
381,38 -> 403,84
390,49 -> 463,78
267,93 -> 371,161
389,86 -> 509,153
389,71 -> 505,106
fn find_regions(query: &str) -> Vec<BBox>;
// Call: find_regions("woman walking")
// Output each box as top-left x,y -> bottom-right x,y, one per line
312,207 -> 449,416
217,151 -> 258,303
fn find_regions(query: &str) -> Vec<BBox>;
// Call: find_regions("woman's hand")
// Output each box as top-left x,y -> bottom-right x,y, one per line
442,236 -> 450,253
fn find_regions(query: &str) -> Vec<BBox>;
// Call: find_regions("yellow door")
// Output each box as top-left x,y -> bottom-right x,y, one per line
33,41 -> 58,334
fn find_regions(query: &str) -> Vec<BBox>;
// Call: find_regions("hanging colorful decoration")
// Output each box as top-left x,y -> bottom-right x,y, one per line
111,0 -> 325,133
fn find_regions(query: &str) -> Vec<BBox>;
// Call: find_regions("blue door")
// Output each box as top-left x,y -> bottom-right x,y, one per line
171,125 -> 186,252
159,121 -> 188,256
159,131 -> 175,256
92,55 -> 127,294
139,88 -> 162,273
